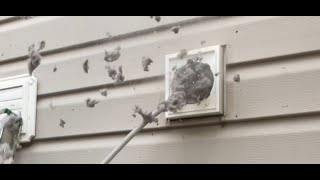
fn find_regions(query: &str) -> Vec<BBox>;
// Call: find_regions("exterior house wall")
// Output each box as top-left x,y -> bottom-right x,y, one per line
0,16 -> 319,163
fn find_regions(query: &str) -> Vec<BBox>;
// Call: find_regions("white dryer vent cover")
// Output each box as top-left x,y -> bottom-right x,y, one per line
0,74 -> 37,143
165,45 -> 225,120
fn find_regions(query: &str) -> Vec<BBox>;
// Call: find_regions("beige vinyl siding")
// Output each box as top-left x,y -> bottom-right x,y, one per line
0,16 -> 319,163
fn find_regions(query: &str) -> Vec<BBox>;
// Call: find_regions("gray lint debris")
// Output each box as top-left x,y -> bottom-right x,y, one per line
142,57 -> 153,71
53,66 -> 57,72
106,66 -> 125,84
106,66 -> 117,79
170,59 -> 214,104
86,98 -> 99,108
59,119 -> 66,128
234,74 -> 240,82
27,41 -> 46,75
83,59 -> 89,73
171,25 -> 181,34
104,46 -> 121,62
100,88 -> 108,97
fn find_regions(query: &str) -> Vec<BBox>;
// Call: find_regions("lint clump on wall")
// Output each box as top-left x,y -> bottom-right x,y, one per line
141,56 -> 153,71
53,66 -> 57,72
171,25 -> 181,34
100,87 -> 108,97
104,46 -> 121,62
59,119 -> 66,128
27,41 -> 46,75
83,59 -> 89,73
106,66 -> 125,84
104,46 -> 125,84
86,98 -> 99,108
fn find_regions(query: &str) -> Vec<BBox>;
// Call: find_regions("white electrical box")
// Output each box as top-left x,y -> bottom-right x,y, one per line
165,45 -> 224,120
0,74 -> 37,143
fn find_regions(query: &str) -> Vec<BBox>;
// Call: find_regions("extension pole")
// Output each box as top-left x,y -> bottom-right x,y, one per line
100,107 -> 165,164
